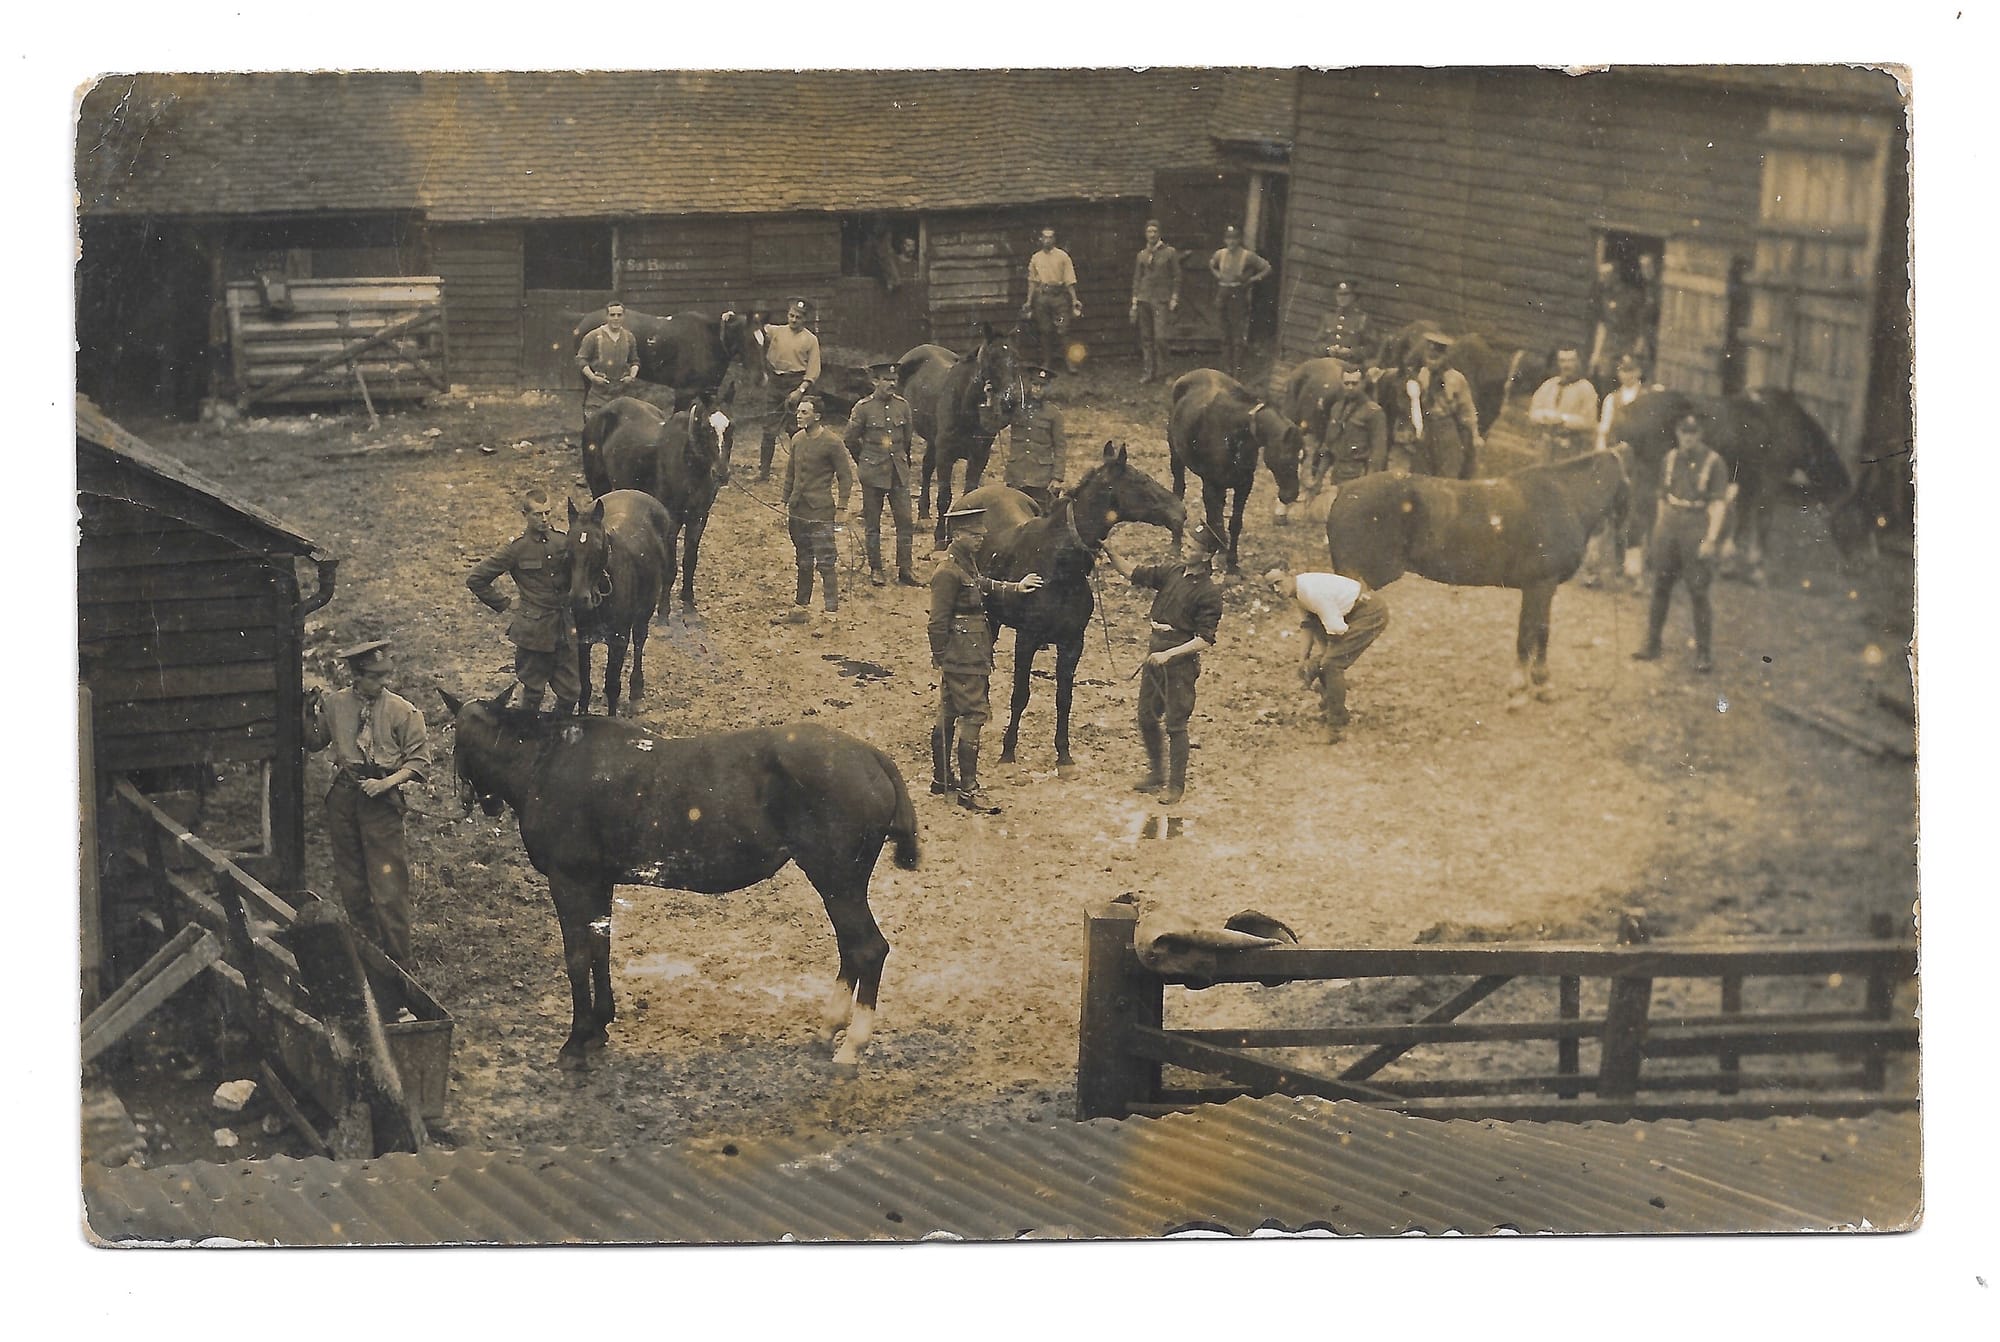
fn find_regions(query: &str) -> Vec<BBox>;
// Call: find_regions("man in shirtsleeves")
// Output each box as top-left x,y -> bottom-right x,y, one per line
467,485 -> 580,716
1098,521 -> 1226,807
1270,570 -> 1391,742
1129,218 -> 1182,385
757,300 -> 823,482
1528,346 -> 1602,464
303,640 -> 432,965
1022,227 -> 1082,372
1633,411 -> 1732,674
575,300 -> 642,427
928,506 -> 1045,813
1002,364 -> 1067,513
844,360 -> 922,588
1397,332 -> 1482,479
781,394 -> 856,622
1208,224 -> 1273,380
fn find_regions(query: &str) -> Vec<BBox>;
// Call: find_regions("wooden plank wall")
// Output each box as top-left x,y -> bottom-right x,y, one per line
617,218 -> 753,314
431,225 -> 523,389
1280,69 -> 1770,367
925,201 -> 1151,355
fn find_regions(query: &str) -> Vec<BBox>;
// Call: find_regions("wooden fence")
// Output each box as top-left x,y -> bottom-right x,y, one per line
1077,901 -> 1917,1123
225,276 -> 446,411
86,778 -> 450,1156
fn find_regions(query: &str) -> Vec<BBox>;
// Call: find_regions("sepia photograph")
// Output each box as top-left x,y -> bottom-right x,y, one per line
45,11 -> 1976,1302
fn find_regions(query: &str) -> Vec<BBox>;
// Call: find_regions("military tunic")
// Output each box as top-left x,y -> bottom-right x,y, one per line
303,685 -> 431,962
1003,399 -> 1066,504
845,392 -> 918,576
467,527 -> 581,702
1315,305 -> 1373,363
929,546 -> 998,727
1320,394 -> 1389,482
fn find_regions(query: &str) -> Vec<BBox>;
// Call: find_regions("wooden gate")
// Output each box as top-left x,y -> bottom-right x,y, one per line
1742,107 -> 1897,462
1653,236 -> 1740,396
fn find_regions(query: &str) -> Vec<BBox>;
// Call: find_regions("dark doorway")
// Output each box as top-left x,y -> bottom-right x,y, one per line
77,218 -> 216,418
522,222 -> 616,391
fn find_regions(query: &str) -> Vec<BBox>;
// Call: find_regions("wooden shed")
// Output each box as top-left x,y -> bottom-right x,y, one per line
1276,66 -> 1909,465
77,396 -> 335,899
76,70 -> 1295,405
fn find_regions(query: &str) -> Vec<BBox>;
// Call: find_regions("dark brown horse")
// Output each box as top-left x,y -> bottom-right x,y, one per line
442,690 -> 918,1070
1326,448 -> 1632,706
565,492 -> 672,717
897,327 -> 1022,541
570,306 -> 768,399
1167,368 -> 1305,570
957,443 -> 1186,774
580,394 -> 731,610
1376,320 -> 1536,434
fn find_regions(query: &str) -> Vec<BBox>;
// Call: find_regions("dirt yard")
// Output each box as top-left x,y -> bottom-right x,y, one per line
114,358 -> 1917,1156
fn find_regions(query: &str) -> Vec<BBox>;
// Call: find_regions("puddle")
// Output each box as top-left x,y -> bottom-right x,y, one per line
624,953 -> 699,980
1138,815 -> 1187,840
822,655 -> 895,682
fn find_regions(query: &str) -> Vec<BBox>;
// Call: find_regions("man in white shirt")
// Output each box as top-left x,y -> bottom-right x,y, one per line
1528,346 -> 1601,463
1022,227 -> 1082,372
757,299 -> 823,481
1270,570 -> 1391,741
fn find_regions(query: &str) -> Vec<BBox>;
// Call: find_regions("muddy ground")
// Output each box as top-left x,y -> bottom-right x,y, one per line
106,355 -> 1917,1160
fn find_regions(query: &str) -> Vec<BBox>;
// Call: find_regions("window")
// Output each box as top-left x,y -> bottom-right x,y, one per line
523,222 -> 614,291
840,214 -> 921,281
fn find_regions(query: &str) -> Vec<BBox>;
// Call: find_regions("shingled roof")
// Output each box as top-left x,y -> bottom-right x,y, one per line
77,70 -> 1237,221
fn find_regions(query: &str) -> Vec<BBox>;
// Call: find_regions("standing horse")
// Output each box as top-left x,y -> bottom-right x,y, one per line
571,306 -> 768,398
566,492 -> 672,717
1167,368 -> 1305,570
581,393 -> 731,610
1326,448 -> 1632,706
897,326 -> 1021,540
957,443 -> 1186,774
442,691 -> 919,1070
1611,387 -> 1848,580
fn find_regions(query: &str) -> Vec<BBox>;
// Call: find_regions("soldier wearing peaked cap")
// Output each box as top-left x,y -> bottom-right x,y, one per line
1097,521 -> 1226,806
1314,279 -> 1373,366
303,639 -> 432,964
1002,364 -> 1067,513
928,505 -> 1044,813
844,359 -> 921,587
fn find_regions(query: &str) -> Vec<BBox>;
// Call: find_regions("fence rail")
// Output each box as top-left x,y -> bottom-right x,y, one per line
1076,901 -> 1917,1123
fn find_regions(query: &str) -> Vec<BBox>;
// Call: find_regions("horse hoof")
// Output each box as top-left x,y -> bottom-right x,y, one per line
998,751 -> 1018,766
558,1050 -> 589,1073
1056,763 -> 1078,780
829,1057 -> 860,1079
1534,685 -> 1556,703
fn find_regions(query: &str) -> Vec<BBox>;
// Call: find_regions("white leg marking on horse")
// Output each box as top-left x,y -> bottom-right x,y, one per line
818,981 -> 854,1043
832,1003 -> 876,1067
590,916 -> 612,936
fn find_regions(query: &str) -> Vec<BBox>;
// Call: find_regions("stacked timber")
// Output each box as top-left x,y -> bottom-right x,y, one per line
225,276 -> 446,409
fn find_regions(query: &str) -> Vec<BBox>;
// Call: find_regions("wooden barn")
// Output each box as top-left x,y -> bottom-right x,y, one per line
76,70 -> 1301,412
77,396 -> 334,905
1275,66 -> 1910,466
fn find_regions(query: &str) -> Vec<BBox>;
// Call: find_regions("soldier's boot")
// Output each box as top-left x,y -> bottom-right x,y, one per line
757,430 -> 777,482
1692,593 -> 1715,673
551,697 -> 576,718
1160,732 -> 1190,807
1133,719 -> 1166,793
1631,585 -> 1671,661
896,535 -> 922,586
929,723 -> 958,796
957,740 -> 999,814
867,535 -> 886,586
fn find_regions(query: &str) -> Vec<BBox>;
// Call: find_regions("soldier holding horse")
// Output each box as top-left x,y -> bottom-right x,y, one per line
928,506 -> 1044,813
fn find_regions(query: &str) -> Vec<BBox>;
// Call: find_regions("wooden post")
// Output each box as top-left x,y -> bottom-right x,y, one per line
1863,911 -> 1895,1091
1244,171 -> 1267,254
1557,975 -> 1581,1099
1597,910 -> 1653,1101
1719,973 -> 1744,1095
288,899 -> 427,1155
1076,900 -> 1162,1120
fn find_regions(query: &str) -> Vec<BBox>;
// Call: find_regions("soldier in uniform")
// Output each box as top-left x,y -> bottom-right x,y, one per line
1312,361 -> 1388,490
1097,521 -> 1226,806
575,301 -> 642,427
928,506 -> 1045,813
1395,333 -> 1483,479
303,640 -> 432,964
758,300 -> 823,482
1633,411 -> 1732,674
1129,219 -> 1181,385
1002,365 -> 1067,512
843,360 -> 922,588
466,485 -> 580,715
781,394 -> 856,622
1313,280 -> 1373,365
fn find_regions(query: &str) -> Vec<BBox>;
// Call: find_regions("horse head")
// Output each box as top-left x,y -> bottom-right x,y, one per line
685,392 -> 733,485
720,309 -> 771,387
969,323 -> 1021,431
565,497 -> 613,613
1252,404 -> 1306,505
440,685 -> 522,817
1070,441 -> 1186,548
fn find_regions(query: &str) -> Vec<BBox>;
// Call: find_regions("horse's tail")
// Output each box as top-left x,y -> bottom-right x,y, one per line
878,749 -> 920,870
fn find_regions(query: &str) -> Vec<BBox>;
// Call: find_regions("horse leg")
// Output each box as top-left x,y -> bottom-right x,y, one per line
803,856 -> 891,1070
576,640 -> 597,716
588,888 -> 616,1040
1507,584 -> 1556,708
660,521 -> 682,620
605,631 -> 630,717
1171,446 -> 1186,501
1200,481 -> 1228,546
550,877 -> 604,1068
682,513 -> 708,610
964,439 -> 991,494
1000,634 -> 1034,766
628,614 -> 651,708
1227,485 -> 1251,574
919,438 -> 936,520
934,450 -> 955,547
1053,635 -> 1083,776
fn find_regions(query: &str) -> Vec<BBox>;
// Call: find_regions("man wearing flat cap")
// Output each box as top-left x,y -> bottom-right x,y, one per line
1314,280 -> 1373,367
303,640 -> 432,964
1002,365 -> 1067,513
1097,522 -> 1226,806
1633,411 -> 1731,674
758,300 -> 823,482
844,360 -> 921,588
928,506 -> 1044,813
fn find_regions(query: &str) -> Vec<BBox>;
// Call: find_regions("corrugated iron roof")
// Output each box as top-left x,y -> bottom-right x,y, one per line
75,70 -> 1234,222
82,1096 -> 1920,1245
